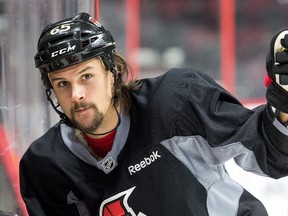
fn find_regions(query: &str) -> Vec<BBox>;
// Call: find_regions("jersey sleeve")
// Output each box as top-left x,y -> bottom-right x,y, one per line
20,158 -> 47,216
180,69 -> 288,179
19,147 -> 82,216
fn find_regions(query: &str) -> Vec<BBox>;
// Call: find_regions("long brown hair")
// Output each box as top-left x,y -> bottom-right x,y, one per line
113,52 -> 142,114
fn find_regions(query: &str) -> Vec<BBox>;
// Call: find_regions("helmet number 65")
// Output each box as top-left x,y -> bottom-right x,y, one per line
50,24 -> 71,35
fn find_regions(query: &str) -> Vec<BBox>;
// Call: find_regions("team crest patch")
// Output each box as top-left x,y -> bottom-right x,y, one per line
100,187 -> 147,216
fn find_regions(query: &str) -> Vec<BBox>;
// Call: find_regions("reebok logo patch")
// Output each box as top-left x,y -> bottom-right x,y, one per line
128,150 -> 162,175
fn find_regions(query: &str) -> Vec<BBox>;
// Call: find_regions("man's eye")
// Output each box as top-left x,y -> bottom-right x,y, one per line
58,81 -> 68,87
83,74 -> 92,80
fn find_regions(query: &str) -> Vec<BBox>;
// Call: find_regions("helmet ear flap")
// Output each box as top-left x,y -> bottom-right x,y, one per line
40,69 -> 53,89
99,55 -> 111,70
98,52 -> 120,104
98,47 -> 115,69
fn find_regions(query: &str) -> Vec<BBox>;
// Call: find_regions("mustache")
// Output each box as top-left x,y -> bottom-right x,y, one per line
71,102 -> 96,112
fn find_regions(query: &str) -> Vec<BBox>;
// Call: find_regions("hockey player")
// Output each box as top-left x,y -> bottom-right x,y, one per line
20,12 -> 288,216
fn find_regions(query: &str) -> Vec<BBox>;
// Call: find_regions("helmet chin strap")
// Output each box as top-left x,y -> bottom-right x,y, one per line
46,89 -> 74,127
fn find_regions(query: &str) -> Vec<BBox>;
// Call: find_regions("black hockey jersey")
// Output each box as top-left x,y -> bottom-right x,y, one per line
20,68 -> 288,216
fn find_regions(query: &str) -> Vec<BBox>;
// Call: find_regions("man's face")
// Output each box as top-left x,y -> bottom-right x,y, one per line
49,58 -> 114,133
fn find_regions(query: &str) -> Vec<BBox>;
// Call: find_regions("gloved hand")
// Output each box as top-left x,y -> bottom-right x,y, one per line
266,29 -> 288,118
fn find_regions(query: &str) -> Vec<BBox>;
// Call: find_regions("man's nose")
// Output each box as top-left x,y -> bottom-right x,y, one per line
71,85 -> 85,102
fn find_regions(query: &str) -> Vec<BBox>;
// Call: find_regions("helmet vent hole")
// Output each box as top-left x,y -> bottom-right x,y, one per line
90,36 -> 98,43
81,40 -> 90,48
81,36 -> 99,49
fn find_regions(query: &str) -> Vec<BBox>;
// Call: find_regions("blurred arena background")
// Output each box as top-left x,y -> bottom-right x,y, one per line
0,0 -> 288,215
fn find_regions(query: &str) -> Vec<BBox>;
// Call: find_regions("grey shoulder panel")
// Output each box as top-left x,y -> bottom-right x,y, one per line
161,136 -> 266,216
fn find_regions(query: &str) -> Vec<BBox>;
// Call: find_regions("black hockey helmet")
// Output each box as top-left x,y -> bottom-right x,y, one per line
35,12 -> 116,89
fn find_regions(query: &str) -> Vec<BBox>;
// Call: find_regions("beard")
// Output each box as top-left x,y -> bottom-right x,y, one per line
70,102 -> 104,133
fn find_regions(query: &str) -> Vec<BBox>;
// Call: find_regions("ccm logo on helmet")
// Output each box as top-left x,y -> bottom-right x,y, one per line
51,44 -> 76,58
